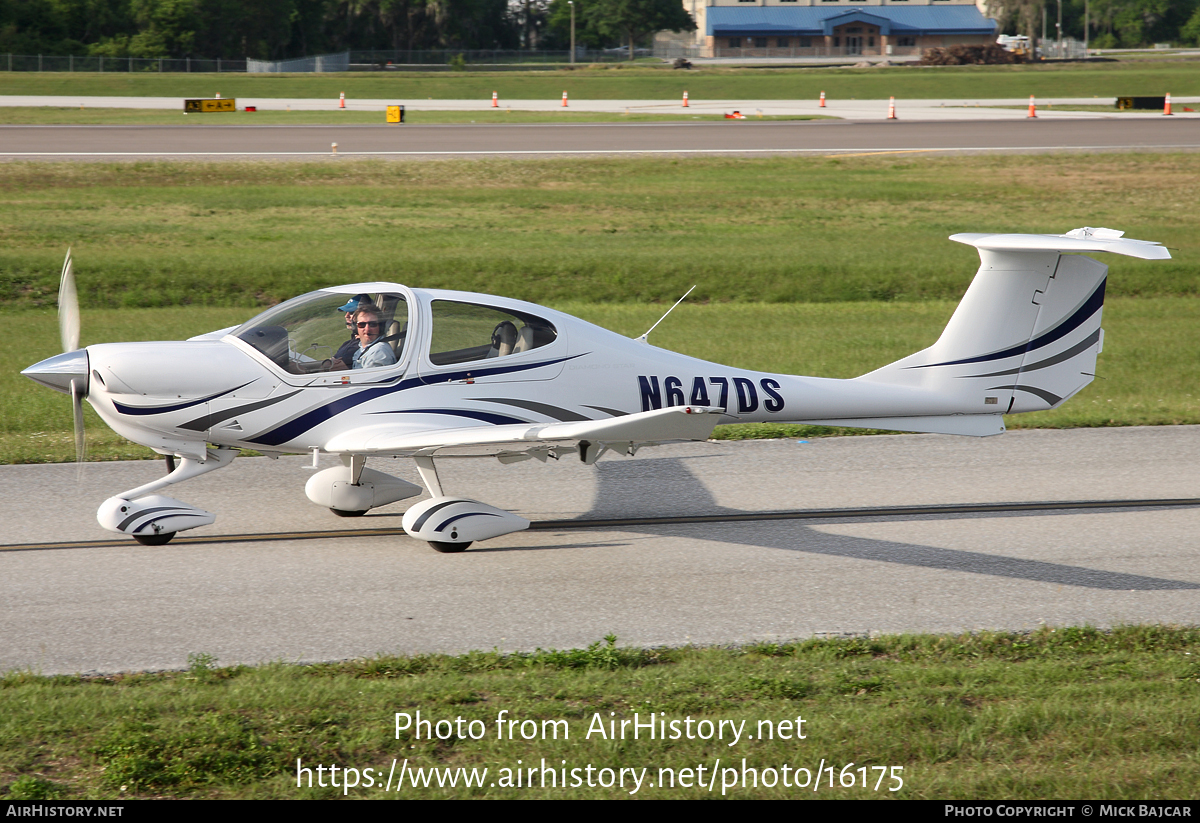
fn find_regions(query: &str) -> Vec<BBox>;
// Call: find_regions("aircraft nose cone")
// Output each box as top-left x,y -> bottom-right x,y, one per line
22,349 -> 89,395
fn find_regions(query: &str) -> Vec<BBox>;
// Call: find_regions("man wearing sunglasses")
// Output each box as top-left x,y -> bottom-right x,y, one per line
351,305 -> 397,370
330,293 -> 372,370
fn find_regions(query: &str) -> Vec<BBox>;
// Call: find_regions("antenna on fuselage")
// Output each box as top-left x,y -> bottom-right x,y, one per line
635,285 -> 696,345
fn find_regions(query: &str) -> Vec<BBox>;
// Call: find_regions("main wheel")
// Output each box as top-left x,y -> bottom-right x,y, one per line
330,508 -> 368,518
428,540 -> 471,553
134,531 -> 176,546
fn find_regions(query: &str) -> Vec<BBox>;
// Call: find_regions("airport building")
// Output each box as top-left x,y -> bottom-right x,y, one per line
659,0 -> 998,58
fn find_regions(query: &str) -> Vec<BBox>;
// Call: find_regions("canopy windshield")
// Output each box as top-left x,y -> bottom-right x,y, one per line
232,290 -> 409,374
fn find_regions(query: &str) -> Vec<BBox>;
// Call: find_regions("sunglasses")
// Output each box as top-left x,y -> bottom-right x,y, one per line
357,321 -> 381,328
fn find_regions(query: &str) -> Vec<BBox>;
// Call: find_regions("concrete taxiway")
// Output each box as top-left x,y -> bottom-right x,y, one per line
1,426 -> 1197,675
3,94 -> 1199,120
2,119 -> 1199,159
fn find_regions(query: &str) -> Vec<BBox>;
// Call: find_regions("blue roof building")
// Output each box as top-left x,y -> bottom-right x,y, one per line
660,1 -> 997,58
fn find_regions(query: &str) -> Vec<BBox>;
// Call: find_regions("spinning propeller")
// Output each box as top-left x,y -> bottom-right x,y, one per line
60,250 -> 86,469
21,249 -> 89,471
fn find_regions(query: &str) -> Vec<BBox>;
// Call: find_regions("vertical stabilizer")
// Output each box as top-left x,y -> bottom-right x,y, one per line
859,229 -> 1168,414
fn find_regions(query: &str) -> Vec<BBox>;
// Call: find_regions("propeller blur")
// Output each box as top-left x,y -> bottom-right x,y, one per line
21,229 -> 1170,551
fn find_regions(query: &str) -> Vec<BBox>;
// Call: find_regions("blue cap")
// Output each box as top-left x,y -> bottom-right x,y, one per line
337,293 -> 371,312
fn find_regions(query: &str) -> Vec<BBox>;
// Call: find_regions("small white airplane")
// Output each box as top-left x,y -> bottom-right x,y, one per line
23,228 -> 1169,551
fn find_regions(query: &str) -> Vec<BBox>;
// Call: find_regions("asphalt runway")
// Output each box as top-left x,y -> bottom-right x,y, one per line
3,118 -> 1200,159
2,426 -> 1197,675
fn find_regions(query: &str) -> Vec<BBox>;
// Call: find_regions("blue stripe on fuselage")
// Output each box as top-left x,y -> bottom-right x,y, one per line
248,353 -> 585,446
113,382 -> 252,416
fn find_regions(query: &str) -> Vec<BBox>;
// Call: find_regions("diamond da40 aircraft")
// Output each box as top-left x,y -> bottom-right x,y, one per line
22,228 -> 1168,552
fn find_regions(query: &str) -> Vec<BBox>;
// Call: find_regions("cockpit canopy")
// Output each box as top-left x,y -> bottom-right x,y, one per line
232,290 -> 408,373
230,287 -> 559,375
428,300 -> 557,366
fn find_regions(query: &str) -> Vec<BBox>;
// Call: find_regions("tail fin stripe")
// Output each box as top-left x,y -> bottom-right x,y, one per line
987,384 -> 1064,406
908,278 -> 1106,370
957,329 -> 1101,379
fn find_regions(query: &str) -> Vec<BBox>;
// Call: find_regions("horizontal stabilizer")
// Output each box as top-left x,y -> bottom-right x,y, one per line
950,229 -> 1170,260
324,405 -> 724,455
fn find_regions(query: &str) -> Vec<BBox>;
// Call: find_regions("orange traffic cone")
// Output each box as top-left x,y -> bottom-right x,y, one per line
1164,93 -> 1173,115
683,91 -> 689,108
339,92 -> 345,109
887,97 -> 897,120
562,91 -> 569,107
819,91 -> 826,108
1027,95 -> 1037,118
492,91 -> 498,108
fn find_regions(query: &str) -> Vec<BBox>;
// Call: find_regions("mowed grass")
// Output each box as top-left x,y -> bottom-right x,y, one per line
1,154 -> 1196,311
0,106 -> 830,126
2,627 -> 1198,799
3,59 -> 1200,100
4,298 -> 1197,463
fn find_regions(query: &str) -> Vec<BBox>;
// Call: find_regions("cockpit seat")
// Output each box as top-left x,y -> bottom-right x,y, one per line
386,320 -> 407,359
513,325 -> 535,354
488,321 -> 519,358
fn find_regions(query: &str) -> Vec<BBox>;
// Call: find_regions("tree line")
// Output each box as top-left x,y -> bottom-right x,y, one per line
990,0 -> 1200,49
2,0 -> 1196,60
0,0 -> 694,60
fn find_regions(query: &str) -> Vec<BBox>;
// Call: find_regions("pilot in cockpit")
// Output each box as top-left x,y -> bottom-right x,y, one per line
330,293 -> 371,370
350,305 -> 397,370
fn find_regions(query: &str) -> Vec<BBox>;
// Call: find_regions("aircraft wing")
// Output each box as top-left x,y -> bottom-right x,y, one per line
323,405 -> 724,456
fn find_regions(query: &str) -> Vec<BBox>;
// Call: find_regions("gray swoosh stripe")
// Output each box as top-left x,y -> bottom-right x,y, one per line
477,398 -> 592,422
179,390 -> 302,432
413,500 -> 460,533
988,384 -> 1064,407
582,405 -> 629,417
959,329 -> 1101,379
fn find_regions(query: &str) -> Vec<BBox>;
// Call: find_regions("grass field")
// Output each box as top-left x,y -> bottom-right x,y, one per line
4,298 -> 1197,463
2,154 -> 1195,310
2,627 -> 1198,799
2,59 -> 1200,102
2,152 -> 1196,462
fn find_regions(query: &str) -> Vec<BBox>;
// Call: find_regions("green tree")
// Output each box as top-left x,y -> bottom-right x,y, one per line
587,0 -> 694,58
547,0 -> 605,49
1183,4 -> 1200,42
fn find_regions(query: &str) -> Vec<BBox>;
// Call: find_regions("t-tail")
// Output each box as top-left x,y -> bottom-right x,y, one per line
859,229 -> 1166,415
817,228 -> 1170,435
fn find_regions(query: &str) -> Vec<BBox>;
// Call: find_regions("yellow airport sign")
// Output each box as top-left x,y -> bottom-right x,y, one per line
184,98 -> 237,113
386,105 -> 405,124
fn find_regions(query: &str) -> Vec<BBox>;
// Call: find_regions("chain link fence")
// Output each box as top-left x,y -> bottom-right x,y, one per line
248,52 -> 349,73
1037,38 -> 1088,59
2,54 -> 247,72
348,49 -> 635,67
1,49 -> 642,73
